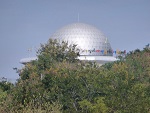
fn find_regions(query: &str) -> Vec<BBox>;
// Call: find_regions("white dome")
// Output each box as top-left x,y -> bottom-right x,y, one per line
50,23 -> 112,56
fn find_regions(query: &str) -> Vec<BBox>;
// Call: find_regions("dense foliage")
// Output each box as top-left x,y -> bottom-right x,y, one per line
0,39 -> 149,113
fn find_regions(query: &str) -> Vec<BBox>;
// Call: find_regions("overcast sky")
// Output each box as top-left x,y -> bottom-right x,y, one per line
0,0 -> 150,82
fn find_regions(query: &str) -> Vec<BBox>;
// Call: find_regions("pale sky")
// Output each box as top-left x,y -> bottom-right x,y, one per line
0,0 -> 150,83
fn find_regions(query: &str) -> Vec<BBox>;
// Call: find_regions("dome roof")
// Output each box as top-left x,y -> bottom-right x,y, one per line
50,23 -> 112,56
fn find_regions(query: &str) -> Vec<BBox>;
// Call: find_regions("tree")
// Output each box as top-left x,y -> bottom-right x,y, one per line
104,49 -> 150,113
1,39 -> 149,113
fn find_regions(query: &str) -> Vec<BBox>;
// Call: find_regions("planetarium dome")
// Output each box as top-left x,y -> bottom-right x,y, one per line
20,22 -> 118,65
50,23 -> 113,56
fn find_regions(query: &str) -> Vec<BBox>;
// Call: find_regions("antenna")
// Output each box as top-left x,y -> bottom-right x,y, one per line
105,38 -> 108,43
78,13 -> 80,22
28,47 -> 32,57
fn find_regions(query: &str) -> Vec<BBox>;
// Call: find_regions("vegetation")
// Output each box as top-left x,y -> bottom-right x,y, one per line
0,39 -> 149,113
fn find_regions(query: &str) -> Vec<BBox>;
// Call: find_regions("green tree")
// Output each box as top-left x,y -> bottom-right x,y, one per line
104,48 -> 150,113
1,39 -> 149,113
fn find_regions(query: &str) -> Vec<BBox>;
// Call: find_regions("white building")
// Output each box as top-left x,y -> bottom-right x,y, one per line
20,23 -> 118,64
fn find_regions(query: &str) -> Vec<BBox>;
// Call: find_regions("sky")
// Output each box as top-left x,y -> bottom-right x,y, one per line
0,0 -> 150,83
